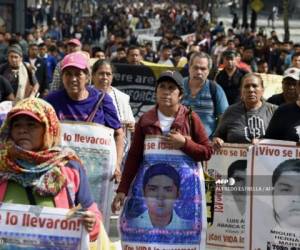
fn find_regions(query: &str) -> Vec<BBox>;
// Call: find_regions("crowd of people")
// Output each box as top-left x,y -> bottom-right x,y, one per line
0,0 -> 300,247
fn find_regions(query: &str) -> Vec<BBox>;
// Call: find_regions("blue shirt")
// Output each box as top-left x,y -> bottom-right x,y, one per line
43,55 -> 57,83
45,86 -> 121,129
182,78 -> 228,137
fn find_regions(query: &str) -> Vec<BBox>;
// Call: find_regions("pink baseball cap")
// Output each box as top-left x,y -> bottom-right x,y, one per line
67,38 -> 82,47
61,52 -> 89,71
9,110 -> 42,123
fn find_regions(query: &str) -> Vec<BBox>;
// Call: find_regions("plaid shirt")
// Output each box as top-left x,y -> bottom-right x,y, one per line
50,61 -> 63,91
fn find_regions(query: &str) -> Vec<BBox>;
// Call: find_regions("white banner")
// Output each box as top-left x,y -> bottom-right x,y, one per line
120,135 -> 207,250
0,203 -> 88,249
206,143 -> 249,249
60,121 -> 116,230
245,139 -> 300,250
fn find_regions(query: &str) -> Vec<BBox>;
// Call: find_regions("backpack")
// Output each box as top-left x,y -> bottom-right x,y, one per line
208,80 -> 218,119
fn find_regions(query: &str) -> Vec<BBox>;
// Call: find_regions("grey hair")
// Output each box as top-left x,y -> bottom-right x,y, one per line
189,52 -> 213,70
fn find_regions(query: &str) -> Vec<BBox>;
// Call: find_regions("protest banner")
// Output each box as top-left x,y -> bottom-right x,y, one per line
135,27 -> 159,36
259,73 -> 282,99
111,63 -> 186,119
245,139 -> 300,250
0,203 -> 88,249
60,121 -> 116,230
205,144 -> 249,249
119,135 -> 206,250
137,34 -> 161,51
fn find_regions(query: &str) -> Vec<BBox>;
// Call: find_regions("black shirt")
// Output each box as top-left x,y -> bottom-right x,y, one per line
0,75 -> 13,102
215,68 -> 247,105
267,93 -> 285,106
265,102 -> 300,142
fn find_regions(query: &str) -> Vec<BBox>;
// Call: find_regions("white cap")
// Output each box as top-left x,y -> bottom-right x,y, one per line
283,67 -> 300,81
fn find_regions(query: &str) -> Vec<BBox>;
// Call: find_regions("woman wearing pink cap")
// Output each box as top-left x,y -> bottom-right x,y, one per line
45,52 -> 124,182
0,97 -> 101,242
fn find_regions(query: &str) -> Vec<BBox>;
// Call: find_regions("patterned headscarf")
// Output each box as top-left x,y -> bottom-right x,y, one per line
0,97 -> 81,196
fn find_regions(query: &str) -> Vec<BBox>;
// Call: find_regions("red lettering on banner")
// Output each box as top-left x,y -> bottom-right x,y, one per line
74,133 -> 111,145
213,149 -> 228,156
223,235 -> 238,243
144,142 -> 156,150
21,214 -> 80,231
124,245 -> 134,250
256,146 -> 280,156
30,216 -> 38,227
282,149 -> 293,157
208,233 -> 222,241
6,212 -> 18,225
46,218 -> 54,228
158,142 -> 174,150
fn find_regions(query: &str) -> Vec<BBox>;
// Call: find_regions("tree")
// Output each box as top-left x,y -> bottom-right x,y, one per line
283,0 -> 290,42
242,0 -> 249,28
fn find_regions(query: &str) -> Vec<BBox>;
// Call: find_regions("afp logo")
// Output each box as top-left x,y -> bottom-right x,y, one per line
215,177 -> 236,186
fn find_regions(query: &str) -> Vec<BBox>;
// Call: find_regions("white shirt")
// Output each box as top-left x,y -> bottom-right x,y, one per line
157,110 -> 175,135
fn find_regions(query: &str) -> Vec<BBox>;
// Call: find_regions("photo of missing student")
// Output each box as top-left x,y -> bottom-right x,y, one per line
206,144 -> 248,249
119,135 -> 207,249
125,163 -> 194,231
246,141 -> 300,250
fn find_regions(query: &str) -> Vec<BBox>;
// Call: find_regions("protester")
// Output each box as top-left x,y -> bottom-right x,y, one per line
0,75 -> 15,102
92,59 -> 135,163
267,67 -> 300,106
0,44 -> 39,100
182,52 -> 228,138
265,77 -> 300,142
92,47 -> 106,60
25,42 -> 49,97
236,51 -> 252,72
111,70 -> 212,213
38,43 -> 57,86
291,52 -> 300,69
126,46 -> 143,65
215,50 -> 247,105
257,59 -> 270,74
241,47 -> 257,72
92,59 -> 135,129
111,47 -> 127,63
267,6 -> 278,29
0,97 -> 101,241
157,45 -> 174,66
0,32 -> 8,64
50,38 -> 82,91
45,52 -> 124,182
213,73 -> 277,146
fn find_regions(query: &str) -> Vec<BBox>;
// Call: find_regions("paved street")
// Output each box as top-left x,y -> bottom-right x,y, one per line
216,6 -> 300,42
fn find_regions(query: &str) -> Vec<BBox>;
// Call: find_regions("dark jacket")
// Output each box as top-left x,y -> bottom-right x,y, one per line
24,57 -> 49,95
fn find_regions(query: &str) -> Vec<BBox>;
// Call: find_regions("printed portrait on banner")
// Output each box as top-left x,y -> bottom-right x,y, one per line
245,140 -> 300,250
205,143 -> 249,249
60,121 -> 116,231
120,135 -> 206,250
